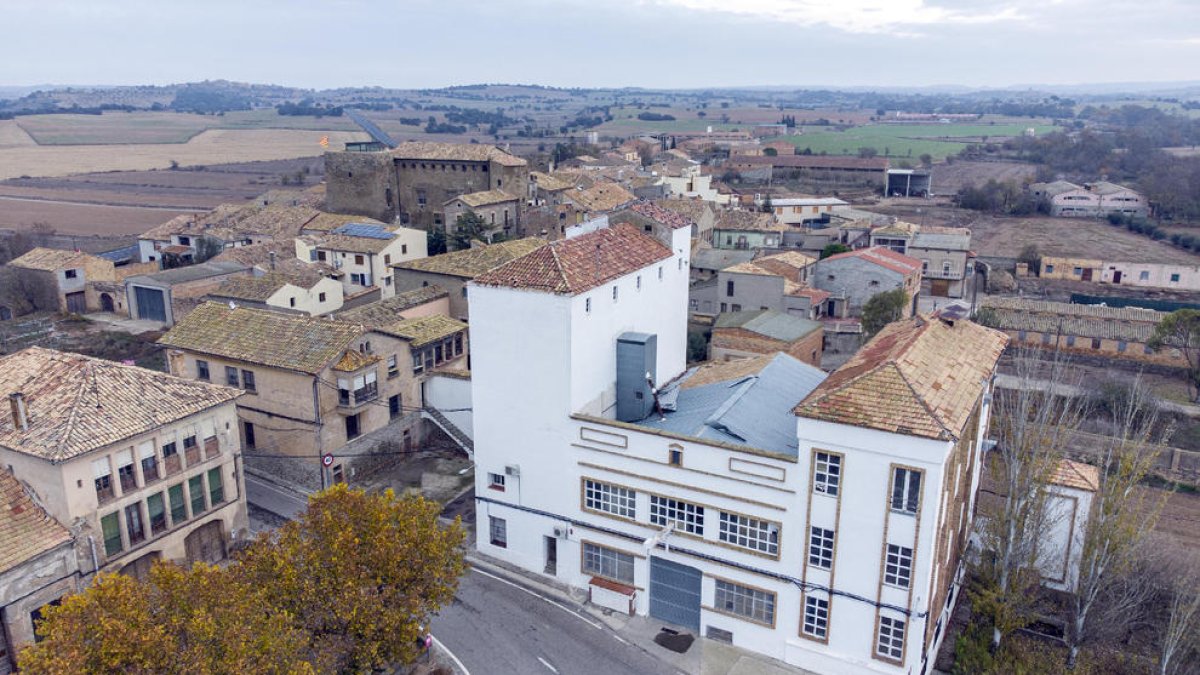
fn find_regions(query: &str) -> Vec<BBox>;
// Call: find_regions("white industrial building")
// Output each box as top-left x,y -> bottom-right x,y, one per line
467,215 -> 1007,674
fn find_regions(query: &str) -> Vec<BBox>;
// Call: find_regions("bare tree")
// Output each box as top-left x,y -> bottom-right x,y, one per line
1158,544 -> 1200,675
972,347 -> 1088,651
1065,376 -> 1171,669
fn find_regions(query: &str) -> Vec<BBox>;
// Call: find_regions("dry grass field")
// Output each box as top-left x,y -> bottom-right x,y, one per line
0,128 -> 368,180
15,112 -> 215,144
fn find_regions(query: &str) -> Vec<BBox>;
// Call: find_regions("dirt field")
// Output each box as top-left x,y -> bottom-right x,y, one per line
0,128 -> 368,180
931,159 -> 1039,194
10,110 -> 364,146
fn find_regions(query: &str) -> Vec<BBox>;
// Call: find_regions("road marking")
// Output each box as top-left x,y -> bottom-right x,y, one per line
471,567 -> 605,630
430,634 -> 470,675
537,657 -> 559,673
612,634 -> 630,645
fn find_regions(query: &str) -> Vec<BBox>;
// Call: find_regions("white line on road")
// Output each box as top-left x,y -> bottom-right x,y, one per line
431,635 -> 470,675
471,567 -> 605,631
537,656 -> 559,673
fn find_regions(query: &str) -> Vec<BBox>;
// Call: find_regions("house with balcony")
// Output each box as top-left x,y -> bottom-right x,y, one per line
0,347 -> 246,594
870,222 -> 972,298
467,212 -> 1007,674
693,251 -> 826,321
295,222 -> 427,301
712,210 -> 786,251
158,302 -> 465,484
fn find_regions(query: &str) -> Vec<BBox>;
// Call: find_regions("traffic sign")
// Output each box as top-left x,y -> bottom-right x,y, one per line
321,453 -> 334,467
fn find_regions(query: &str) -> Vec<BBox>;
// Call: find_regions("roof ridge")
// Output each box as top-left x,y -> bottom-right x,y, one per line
890,359 -> 954,440
548,242 -> 568,293
57,356 -> 96,463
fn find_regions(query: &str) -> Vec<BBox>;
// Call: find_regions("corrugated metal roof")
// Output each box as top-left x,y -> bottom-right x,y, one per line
715,310 -> 822,342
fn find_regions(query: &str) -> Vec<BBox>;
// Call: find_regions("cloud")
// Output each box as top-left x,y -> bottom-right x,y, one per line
645,0 -> 1022,34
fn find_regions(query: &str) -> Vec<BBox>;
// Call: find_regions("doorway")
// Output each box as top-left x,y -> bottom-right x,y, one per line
649,557 -> 702,630
100,293 -> 115,312
242,421 -> 256,449
65,291 -> 87,314
1112,271 -> 1123,284
544,536 -> 557,576
1081,268 -> 1094,282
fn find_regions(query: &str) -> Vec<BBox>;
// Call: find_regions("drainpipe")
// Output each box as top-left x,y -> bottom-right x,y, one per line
87,535 -> 99,575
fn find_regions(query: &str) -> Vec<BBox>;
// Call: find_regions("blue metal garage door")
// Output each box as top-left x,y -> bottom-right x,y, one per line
134,286 -> 166,323
649,556 -> 702,630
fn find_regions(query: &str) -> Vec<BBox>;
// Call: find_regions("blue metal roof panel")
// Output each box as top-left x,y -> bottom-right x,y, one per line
332,223 -> 396,240
96,245 -> 138,262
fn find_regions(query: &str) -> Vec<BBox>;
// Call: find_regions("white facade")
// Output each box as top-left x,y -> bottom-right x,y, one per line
769,198 -> 850,227
295,228 -> 426,300
662,169 -> 732,205
469,220 -> 988,673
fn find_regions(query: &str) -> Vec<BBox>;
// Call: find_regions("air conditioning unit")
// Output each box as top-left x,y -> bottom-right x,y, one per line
505,464 -> 521,478
553,526 -> 566,539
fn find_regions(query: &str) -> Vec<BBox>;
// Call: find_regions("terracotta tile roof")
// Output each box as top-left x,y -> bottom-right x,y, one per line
335,286 -> 449,327
332,349 -> 380,373
628,202 -> 695,230
474,223 -> 671,296
1051,459 -> 1100,491
389,141 -> 527,167
680,352 -> 777,390
0,347 -> 242,462
723,251 -> 814,281
141,203 -> 260,242
713,210 -> 785,233
210,242 -> 336,276
979,296 -> 1166,323
302,212 -> 388,233
655,198 -> 713,223
978,298 -> 1163,343
0,468 -> 72,574
9,247 -> 102,271
531,171 -> 574,192
396,238 -> 546,278
310,226 -> 410,254
821,246 -> 923,276
211,270 -> 327,302
872,221 -> 920,237
380,315 -> 467,348
450,189 -> 520,208
796,316 -> 1008,441
159,302 -> 366,374
566,182 -> 637,213
234,205 -> 321,238
787,286 -> 831,303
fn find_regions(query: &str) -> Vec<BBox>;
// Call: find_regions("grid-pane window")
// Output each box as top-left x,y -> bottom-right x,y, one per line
803,595 -> 830,639
891,468 -> 922,514
718,512 -> 779,555
207,468 -> 225,505
168,483 -> 187,524
101,511 -> 122,556
582,543 -> 635,584
189,475 -> 206,515
649,495 -> 704,535
877,616 -> 906,660
489,516 -> 507,548
813,452 -> 841,496
584,480 -> 636,519
884,544 -> 913,588
809,526 -> 835,569
714,579 -> 775,625
225,366 -> 239,387
147,492 -> 168,536
116,449 -> 136,492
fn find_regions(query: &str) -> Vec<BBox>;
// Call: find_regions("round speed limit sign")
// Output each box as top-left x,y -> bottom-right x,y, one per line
321,453 -> 334,467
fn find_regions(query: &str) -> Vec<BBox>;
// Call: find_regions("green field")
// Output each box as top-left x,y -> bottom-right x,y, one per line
772,122 -> 1060,160
15,109 -> 362,145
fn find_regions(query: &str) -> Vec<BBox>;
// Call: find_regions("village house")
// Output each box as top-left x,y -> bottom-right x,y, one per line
812,247 -> 923,318
7,247 -> 121,314
333,285 -> 451,325
712,210 -> 787,251
0,346 -> 247,593
392,238 -> 546,320
724,155 -> 890,188
693,251 -> 825,320
207,269 -> 345,316
158,303 -> 466,483
976,296 -> 1186,368
466,211 -> 1006,674
767,197 -> 850,227
1038,255 -> 1200,292
561,181 -> 638,223
124,260 -> 252,327
689,245 -> 756,282
295,222 -> 427,300
709,310 -> 824,367
656,198 -> 718,243
1029,180 -> 1147,218
869,222 -> 973,298
528,171 -> 575,207
442,189 -> 522,247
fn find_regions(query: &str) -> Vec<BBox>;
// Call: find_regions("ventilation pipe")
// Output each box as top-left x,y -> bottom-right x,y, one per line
9,392 -> 28,431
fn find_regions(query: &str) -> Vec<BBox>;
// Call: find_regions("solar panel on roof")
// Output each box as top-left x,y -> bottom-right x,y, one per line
333,223 -> 395,240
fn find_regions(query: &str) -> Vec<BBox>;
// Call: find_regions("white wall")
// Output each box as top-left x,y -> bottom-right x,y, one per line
424,374 -> 473,439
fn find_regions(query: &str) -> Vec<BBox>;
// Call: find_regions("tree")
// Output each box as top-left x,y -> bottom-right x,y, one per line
861,288 -> 908,337
452,211 -> 490,251
427,228 -> 447,256
238,485 -> 466,673
1157,545 -> 1200,675
919,153 -> 933,168
1017,244 -> 1041,273
19,564 -> 312,675
819,243 -> 851,259
1064,377 -> 1169,669
970,349 -> 1086,652
761,195 -> 774,214
857,146 -> 879,158
1149,309 -> 1200,401
194,235 -> 223,264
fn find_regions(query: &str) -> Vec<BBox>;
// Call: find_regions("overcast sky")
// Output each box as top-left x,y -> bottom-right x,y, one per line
3,0 -> 1198,90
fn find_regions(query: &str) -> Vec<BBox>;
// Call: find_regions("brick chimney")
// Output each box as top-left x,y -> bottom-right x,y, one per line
9,392 -> 28,431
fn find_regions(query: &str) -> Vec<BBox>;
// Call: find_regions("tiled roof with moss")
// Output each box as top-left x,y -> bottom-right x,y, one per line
395,238 -> 546,278
389,141 -> 527,167
0,468 -> 72,574
9,247 -> 104,271
211,270 -> 328,302
380,315 -> 467,348
334,286 -> 449,327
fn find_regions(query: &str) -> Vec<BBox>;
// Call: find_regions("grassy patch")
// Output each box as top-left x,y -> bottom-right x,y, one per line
772,122 -> 1060,160
15,112 -> 214,145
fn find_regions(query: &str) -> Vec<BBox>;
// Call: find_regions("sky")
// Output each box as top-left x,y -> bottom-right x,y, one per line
2,0 -> 1199,91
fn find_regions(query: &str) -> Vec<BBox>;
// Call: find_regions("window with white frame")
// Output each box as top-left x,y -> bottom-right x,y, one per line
884,544 -> 913,588
714,579 -> 775,625
649,495 -> 704,535
718,512 -> 779,555
584,480 -> 636,519
803,595 -> 829,639
489,516 -> 507,548
813,451 -> 841,496
876,616 -> 906,660
487,473 -> 506,491
808,526 -> 835,569
582,542 -> 635,585
891,468 -> 922,514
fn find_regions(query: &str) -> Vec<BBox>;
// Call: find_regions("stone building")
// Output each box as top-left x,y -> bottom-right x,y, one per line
8,247 -> 119,314
443,190 -> 523,246
812,247 -> 922,318
870,222 -> 973,298
709,310 -> 824,366
324,142 -> 530,229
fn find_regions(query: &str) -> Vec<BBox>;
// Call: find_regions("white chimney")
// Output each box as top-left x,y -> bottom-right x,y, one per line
9,392 -> 28,431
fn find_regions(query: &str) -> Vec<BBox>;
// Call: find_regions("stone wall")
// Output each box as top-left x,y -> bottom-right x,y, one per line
324,151 -> 396,222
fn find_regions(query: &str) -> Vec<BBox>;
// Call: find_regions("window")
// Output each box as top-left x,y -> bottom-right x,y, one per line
1091,337 -> 1102,350
384,254 -> 391,265
808,527 -> 835,569
488,473 -> 506,491
1041,332 -> 1052,345
402,244 -> 408,254
389,394 -> 401,419
1073,267 -> 1083,276
636,275 -> 642,290
942,261 -> 951,274
877,616 -> 906,661
225,366 -> 239,387
196,360 -> 210,381
387,355 -> 398,378
803,595 -> 829,639
714,579 -> 775,625
1171,273 -> 1181,283
649,495 -> 704,535
183,435 -> 197,450
1144,343 -> 1154,355
658,266 -> 663,280
345,413 -> 361,439
189,475 -> 206,515
1117,340 -> 1127,353
317,251 -> 327,262
489,516 -> 507,548
731,304 -> 741,312
585,298 -> 592,314
417,189 -> 427,206
354,255 -> 365,265
584,480 -> 636,518
462,286 -> 468,298
718,512 -> 779,555
147,492 -> 168,536
1139,270 -> 1150,281
726,280 -> 735,297
412,352 -> 425,374
125,502 -> 145,546
116,449 -> 136,492
891,468 -> 922,514
1066,335 -> 1076,347
238,369 -> 255,392
884,544 -> 913,588
101,512 -> 122,556
583,543 -> 635,585
139,443 -> 159,483
319,292 -> 327,302
720,302 -> 727,312
813,452 -> 841,496
207,468 -> 225,505
168,483 -> 187,524
289,297 -> 296,308
612,286 -> 618,302
1045,264 -> 1054,273
93,457 -> 113,503
869,280 -> 879,287
64,269 -> 78,279
669,448 -> 683,466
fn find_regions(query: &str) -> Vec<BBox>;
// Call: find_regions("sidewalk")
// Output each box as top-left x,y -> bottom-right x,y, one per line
464,551 -> 816,675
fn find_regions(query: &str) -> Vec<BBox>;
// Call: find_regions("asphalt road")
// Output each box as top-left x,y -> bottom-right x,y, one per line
245,474 -> 308,520
432,567 -> 681,675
